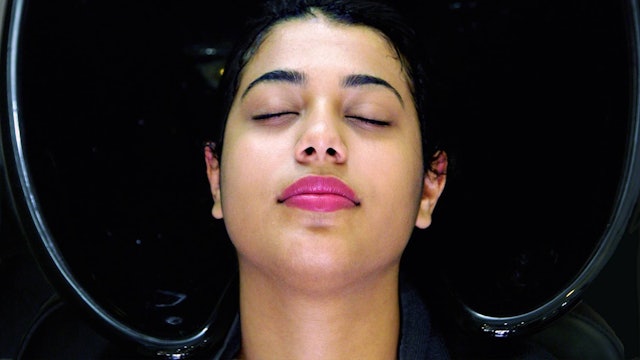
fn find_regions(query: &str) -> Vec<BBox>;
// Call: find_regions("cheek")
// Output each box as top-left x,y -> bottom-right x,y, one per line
376,166 -> 424,253
360,134 -> 423,189
219,152 -> 270,251
220,138 -> 275,208
376,136 -> 424,208
355,140 -> 424,212
218,127 -> 288,237
379,163 -> 424,218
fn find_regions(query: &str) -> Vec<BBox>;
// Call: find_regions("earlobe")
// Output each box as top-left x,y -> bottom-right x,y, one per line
204,143 -> 224,219
415,151 -> 448,229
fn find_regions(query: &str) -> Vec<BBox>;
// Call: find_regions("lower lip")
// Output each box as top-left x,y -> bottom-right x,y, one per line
282,194 -> 357,212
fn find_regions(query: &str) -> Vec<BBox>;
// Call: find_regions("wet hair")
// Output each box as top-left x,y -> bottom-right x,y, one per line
212,0 -> 444,173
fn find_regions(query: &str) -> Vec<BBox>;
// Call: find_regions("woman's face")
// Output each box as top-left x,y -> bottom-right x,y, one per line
206,15 -> 445,290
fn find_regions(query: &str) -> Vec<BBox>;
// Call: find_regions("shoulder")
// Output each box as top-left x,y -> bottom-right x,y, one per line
398,278 -> 556,360
398,278 -> 451,360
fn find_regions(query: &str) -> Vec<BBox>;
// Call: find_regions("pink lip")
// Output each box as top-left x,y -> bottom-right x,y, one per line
278,176 -> 360,212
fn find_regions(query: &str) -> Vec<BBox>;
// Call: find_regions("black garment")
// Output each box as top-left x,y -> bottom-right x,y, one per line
212,278 -> 452,359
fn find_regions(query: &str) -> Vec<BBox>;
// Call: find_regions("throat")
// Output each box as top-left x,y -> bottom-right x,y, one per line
237,268 -> 401,360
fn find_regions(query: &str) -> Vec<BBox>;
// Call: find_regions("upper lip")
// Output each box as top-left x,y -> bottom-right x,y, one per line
278,175 -> 360,205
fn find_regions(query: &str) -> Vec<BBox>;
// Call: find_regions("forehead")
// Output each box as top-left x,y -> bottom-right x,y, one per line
238,15 -> 408,90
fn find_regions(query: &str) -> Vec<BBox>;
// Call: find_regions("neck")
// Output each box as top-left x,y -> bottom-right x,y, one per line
236,262 -> 401,360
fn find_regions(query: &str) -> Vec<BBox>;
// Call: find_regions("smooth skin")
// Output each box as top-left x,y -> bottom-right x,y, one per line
205,13 -> 447,360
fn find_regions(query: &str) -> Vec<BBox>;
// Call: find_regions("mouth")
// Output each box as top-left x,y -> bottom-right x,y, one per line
277,175 -> 361,212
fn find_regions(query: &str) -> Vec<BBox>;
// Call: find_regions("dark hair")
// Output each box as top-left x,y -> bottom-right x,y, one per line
213,0 -> 443,172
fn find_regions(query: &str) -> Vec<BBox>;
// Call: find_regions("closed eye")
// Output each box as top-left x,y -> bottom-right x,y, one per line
252,111 -> 298,120
347,115 -> 391,126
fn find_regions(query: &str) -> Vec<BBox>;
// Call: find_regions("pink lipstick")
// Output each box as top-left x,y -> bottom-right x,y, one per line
278,176 -> 360,212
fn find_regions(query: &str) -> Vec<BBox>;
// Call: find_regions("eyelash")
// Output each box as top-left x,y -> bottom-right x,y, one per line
252,112 -> 296,120
346,115 -> 390,127
252,113 -> 390,127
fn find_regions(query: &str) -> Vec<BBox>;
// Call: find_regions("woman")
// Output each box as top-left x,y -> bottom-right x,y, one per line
204,0 -> 445,358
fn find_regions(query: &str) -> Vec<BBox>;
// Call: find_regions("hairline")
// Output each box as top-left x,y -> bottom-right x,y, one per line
235,9 -> 415,101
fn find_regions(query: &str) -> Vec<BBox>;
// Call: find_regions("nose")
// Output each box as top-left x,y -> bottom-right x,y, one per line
294,111 -> 347,164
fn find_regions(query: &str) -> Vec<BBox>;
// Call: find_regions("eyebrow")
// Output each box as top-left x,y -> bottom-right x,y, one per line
241,69 -> 306,98
241,70 -> 404,107
342,74 -> 404,107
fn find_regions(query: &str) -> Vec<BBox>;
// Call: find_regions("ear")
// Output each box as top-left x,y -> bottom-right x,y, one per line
204,143 -> 223,219
415,151 -> 447,229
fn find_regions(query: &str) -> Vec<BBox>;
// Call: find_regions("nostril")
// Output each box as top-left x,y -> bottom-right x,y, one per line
304,147 -> 314,155
327,148 -> 337,156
